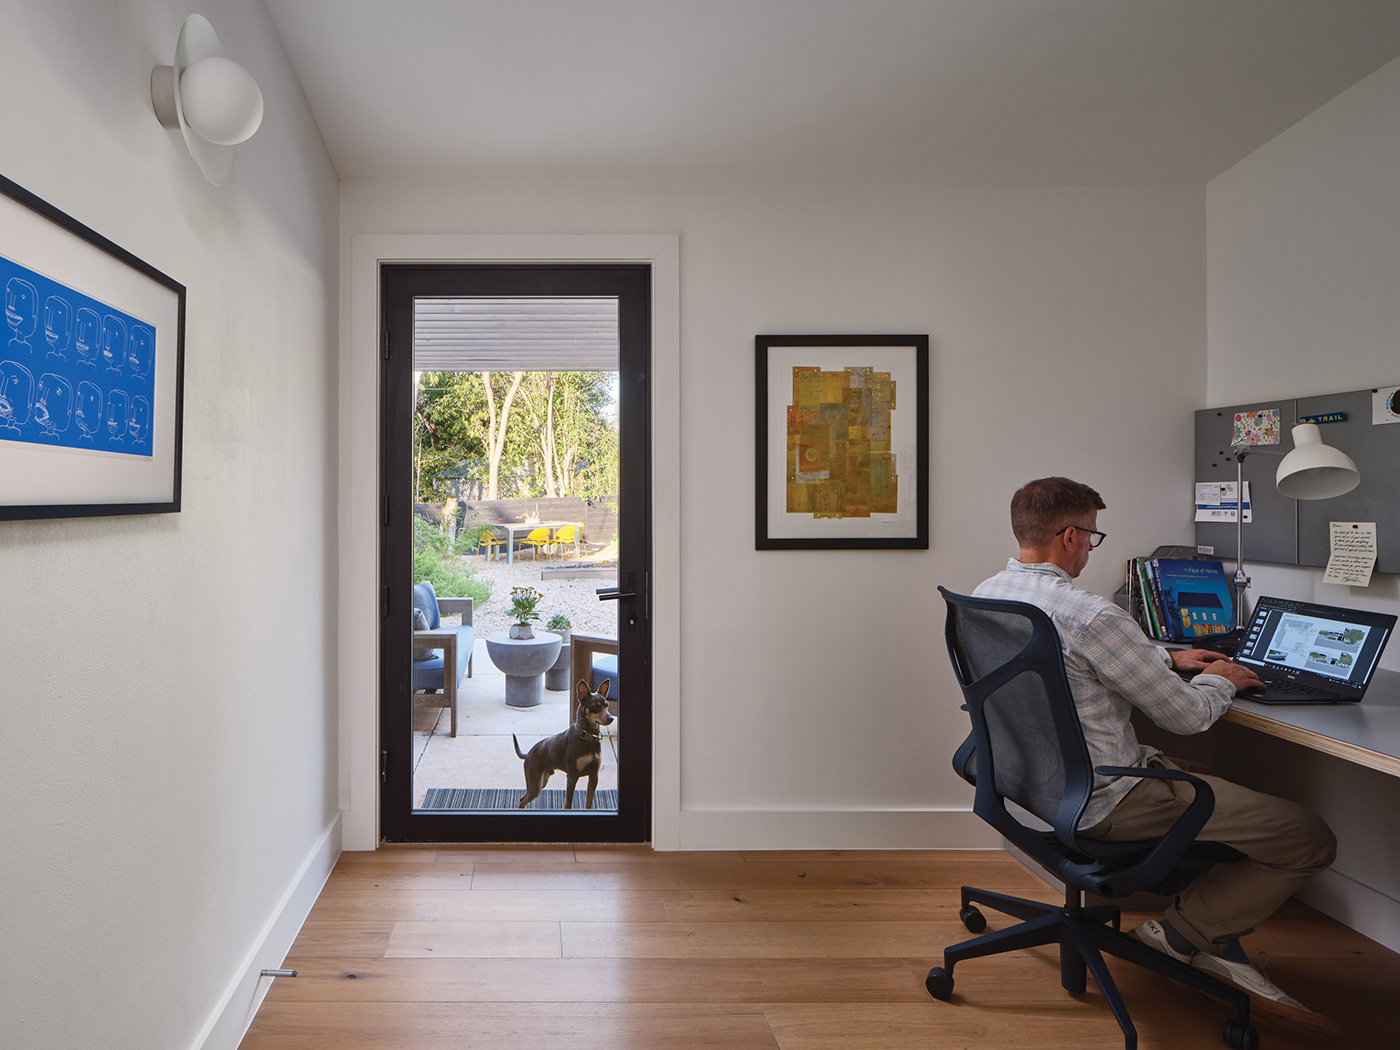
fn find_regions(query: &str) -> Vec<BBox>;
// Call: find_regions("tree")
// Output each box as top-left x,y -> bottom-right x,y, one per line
513,371 -> 614,497
414,371 -> 486,502
481,370 -> 525,499
414,369 -> 618,502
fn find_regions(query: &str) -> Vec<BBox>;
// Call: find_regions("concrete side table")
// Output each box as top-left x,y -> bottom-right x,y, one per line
485,630 -> 562,708
544,632 -> 571,691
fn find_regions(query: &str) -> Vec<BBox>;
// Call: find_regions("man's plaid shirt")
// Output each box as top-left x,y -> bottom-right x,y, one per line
973,559 -> 1235,828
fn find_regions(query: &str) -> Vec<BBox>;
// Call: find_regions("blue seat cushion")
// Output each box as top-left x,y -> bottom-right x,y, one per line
591,653 -> 619,699
411,624 -> 474,692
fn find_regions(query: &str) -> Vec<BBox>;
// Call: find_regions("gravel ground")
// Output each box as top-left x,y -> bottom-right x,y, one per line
452,551 -> 621,638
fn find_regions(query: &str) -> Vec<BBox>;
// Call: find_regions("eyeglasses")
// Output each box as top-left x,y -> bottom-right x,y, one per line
1055,524 -> 1107,548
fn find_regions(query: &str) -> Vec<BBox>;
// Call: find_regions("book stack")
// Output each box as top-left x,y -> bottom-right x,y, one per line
1126,557 -> 1235,642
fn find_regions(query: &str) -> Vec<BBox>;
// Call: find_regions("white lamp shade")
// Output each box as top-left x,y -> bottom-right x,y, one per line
180,56 -> 264,145
1276,423 -> 1360,499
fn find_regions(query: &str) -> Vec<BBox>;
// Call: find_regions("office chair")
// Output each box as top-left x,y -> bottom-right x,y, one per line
931,587 -> 1260,1050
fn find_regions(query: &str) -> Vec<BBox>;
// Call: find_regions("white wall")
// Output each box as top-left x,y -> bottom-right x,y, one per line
1205,55 -> 1400,949
340,179 -> 1208,850
0,3 -> 341,1048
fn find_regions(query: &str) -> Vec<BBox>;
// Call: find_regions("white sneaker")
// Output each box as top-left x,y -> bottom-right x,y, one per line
1134,919 -> 1196,964
1192,949 -> 1307,1010
1193,949 -> 1339,1042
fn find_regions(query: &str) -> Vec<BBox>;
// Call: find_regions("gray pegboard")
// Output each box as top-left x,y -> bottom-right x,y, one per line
1194,401 -> 1299,566
1295,388 -> 1400,574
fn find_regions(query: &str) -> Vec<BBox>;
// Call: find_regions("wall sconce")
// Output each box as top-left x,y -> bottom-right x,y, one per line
150,15 -> 264,186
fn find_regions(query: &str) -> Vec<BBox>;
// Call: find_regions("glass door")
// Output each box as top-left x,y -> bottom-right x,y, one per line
379,264 -> 651,842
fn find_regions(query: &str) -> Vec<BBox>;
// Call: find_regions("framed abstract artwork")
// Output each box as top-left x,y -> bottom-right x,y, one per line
1,173 -> 185,520
756,334 -> 928,550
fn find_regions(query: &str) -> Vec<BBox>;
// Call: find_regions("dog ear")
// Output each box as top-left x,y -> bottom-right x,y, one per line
596,678 -> 610,699
575,679 -> 590,703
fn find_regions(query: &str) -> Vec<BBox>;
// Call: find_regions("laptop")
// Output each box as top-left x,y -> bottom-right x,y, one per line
1233,596 -> 1397,704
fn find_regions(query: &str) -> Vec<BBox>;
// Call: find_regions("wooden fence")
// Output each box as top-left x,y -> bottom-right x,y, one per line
416,496 -> 618,553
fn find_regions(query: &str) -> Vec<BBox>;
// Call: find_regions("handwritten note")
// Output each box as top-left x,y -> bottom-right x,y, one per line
1323,522 -> 1378,587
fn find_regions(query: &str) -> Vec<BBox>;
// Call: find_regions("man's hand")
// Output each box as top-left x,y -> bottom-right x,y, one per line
1200,658 -> 1265,694
1169,648 -> 1230,674
1170,649 -> 1265,694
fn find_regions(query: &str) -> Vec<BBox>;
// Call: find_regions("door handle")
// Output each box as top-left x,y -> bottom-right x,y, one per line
595,587 -> 636,601
597,572 -> 645,632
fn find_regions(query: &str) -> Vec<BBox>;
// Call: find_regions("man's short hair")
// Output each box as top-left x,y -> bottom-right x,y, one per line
1010,477 -> 1106,547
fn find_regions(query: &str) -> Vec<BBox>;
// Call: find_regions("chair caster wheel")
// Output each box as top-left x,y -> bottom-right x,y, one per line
1223,1018 -> 1259,1049
959,905 -> 986,933
925,966 -> 954,1000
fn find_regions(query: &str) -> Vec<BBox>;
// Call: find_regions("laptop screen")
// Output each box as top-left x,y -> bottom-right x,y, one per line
1237,597 -> 1396,698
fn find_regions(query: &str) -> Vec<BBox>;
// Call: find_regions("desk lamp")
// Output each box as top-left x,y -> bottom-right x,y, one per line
1230,423 -> 1360,628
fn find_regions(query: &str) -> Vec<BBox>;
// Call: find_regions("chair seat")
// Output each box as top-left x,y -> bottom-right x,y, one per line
411,624 -> 475,692
591,652 -> 619,699
1033,830 -> 1245,898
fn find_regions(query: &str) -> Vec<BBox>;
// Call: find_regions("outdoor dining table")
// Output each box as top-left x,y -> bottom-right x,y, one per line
489,520 -> 578,564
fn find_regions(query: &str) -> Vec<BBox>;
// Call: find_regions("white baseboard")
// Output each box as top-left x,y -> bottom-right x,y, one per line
189,814 -> 343,1050
674,809 -> 1000,850
1297,865 -> 1400,954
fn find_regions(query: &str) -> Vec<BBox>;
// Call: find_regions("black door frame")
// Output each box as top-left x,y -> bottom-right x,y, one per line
379,263 -> 652,843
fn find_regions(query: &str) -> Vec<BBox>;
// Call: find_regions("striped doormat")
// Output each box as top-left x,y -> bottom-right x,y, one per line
419,787 -> 619,811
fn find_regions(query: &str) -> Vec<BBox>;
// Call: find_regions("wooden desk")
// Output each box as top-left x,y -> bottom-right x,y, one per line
1223,668 -> 1400,777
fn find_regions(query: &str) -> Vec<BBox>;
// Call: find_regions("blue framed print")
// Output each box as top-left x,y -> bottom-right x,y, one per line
1,173 -> 184,519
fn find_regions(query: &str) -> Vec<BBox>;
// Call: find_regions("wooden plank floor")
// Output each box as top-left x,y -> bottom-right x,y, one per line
241,847 -> 1398,1050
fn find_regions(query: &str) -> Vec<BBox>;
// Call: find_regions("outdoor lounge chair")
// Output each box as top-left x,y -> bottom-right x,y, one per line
411,581 -> 474,737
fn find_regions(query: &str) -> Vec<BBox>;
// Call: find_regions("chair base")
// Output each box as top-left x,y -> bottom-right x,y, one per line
931,883 -> 1257,1050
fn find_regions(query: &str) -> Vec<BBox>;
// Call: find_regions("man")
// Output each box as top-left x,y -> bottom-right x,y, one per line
973,476 -> 1336,1034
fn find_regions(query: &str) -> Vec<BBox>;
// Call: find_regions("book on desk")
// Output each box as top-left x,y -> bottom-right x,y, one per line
1125,554 -> 1236,646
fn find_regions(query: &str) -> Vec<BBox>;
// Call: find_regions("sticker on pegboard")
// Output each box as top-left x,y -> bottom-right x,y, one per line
1232,409 -> 1281,446
1372,386 -> 1400,425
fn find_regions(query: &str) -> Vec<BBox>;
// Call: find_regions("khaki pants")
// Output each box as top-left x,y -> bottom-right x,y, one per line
1082,755 -> 1336,954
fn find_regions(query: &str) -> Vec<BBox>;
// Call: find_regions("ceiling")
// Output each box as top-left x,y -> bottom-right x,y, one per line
262,0 -> 1400,185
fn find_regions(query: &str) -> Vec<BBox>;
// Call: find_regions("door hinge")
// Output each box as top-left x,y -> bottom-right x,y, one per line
381,750 -> 388,783
381,327 -> 390,361
381,585 -> 391,619
382,493 -> 391,526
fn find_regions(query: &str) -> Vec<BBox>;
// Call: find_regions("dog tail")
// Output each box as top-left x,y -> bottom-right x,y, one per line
512,734 -> 528,760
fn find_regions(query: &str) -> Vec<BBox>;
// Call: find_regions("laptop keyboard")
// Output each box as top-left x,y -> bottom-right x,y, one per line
1262,679 -> 1333,700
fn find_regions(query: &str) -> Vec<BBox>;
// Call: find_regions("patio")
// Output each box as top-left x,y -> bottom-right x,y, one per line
411,550 -> 621,810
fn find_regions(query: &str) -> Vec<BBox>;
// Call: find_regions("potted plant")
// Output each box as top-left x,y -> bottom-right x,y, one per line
544,613 -> 572,690
508,586 -> 543,639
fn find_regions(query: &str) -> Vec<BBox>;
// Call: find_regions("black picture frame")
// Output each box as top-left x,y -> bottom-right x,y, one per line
756,334 -> 928,550
2,173 -> 185,520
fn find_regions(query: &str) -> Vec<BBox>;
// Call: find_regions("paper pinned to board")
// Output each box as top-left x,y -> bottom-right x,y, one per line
1373,386 -> 1400,425
1233,409 -> 1281,446
1323,522 -> 1378,587
1195,481 -> 1251,523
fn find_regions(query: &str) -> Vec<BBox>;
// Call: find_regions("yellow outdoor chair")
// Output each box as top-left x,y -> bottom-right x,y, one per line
520,526 -> 552,560
477,526 -> 507,561
552,523 -> 580,559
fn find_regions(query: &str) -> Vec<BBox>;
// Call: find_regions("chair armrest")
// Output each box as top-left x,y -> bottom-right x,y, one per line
570,632 -> 618,693
436,597 -> 473,625
1091,764 -> 1218,889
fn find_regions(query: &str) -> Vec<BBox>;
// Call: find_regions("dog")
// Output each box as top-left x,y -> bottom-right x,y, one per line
512,678 -> 613,809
